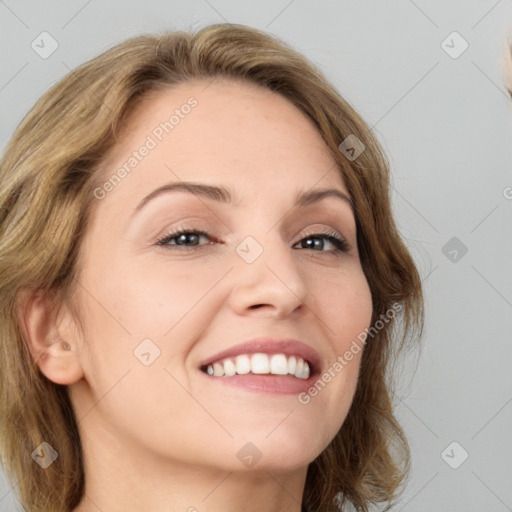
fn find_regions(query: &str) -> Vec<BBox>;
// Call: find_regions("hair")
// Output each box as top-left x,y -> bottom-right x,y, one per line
506,44 -> 512,97
0,23 -> 423,512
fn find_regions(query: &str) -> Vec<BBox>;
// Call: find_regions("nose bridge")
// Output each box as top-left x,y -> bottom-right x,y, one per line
229,229 -> 308,315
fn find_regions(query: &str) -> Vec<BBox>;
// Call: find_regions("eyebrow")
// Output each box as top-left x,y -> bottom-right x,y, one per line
132,181 -> 354,217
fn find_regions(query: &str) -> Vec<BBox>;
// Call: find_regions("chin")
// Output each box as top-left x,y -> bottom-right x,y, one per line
254,450 -> 321,474
235,427 -> 330,474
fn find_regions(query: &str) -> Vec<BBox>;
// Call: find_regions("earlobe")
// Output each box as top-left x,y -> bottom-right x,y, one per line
18,289 -> 85,385
33,337 -> 84,385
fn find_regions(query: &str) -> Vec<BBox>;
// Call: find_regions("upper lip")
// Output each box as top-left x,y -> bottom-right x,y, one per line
199,338 -> 321,374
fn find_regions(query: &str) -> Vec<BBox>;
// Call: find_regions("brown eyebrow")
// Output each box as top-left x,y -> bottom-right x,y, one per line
132,181 -> 354,217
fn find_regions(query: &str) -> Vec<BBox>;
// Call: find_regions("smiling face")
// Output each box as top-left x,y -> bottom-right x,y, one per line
65,78 -> 373,474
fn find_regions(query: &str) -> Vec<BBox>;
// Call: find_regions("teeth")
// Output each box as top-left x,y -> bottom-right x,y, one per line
288,355 -> 297,375
213,362 -> 224,377
300,361 -> 310,379
270,354 -> 288,375
295,357 -> 304,379
224,359 -> 236,376
251,353 -> 269,374
235,355 -> 251,374
204,353 -> 311,379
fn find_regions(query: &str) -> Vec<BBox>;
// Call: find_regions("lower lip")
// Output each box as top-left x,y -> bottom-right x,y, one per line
199,370 -> 317,394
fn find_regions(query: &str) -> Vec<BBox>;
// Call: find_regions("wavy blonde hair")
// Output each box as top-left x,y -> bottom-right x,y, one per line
0,24 -> 423,512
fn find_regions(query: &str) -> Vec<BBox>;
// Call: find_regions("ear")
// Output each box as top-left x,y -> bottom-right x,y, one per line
18,289 -> 85,385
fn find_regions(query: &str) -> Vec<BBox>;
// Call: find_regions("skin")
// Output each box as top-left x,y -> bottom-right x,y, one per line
24,78 -> 373,512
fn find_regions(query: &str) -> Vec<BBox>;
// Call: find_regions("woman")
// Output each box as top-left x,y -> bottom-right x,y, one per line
0,24 -> 423,512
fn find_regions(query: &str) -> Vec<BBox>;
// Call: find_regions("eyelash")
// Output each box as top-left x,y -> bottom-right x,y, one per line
155,227 -> 349,255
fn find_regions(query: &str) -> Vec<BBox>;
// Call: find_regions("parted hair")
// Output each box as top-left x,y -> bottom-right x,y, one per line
0,23 -> 423,512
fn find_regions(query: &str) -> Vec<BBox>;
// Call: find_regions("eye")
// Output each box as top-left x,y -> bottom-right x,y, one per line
294,231 -> 349,254
155,228 -> 216,249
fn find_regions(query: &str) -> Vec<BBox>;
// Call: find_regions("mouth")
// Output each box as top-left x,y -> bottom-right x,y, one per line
198,338 -> 321,395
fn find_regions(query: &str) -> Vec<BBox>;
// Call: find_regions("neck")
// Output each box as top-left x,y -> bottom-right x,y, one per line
71,416 -> 307,512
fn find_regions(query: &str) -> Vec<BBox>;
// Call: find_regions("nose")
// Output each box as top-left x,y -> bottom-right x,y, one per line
228,235 -> 309,319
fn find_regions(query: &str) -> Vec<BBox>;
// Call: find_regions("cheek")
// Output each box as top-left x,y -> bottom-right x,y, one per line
303,267 -> 372,424
92,261 -> 221,336
78,263 -> 227,393
318,266 -> 373,349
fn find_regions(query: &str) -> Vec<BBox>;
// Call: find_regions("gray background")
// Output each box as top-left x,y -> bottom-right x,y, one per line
1,1 -> 511,511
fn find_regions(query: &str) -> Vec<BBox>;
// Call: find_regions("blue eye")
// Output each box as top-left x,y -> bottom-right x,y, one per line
296,232 -> 349,253
155,228 -> 349,254
156,229 -> 212,248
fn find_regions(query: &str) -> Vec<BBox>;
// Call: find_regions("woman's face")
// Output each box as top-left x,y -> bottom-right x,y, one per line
67,78 -> 373,473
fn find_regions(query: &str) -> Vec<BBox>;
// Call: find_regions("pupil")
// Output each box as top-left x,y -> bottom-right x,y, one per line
178,233 -> 197,245
304,237 -> 322,250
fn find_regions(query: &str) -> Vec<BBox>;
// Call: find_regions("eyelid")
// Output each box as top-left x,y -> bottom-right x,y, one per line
295,223 -> 348,241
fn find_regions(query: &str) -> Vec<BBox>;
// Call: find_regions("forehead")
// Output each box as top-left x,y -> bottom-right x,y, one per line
94,78 -> 349,212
